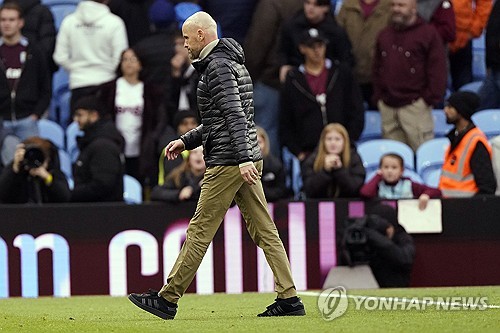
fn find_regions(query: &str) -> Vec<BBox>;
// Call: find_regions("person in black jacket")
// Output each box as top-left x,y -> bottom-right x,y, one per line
301,123 -> 366,198
0,2 -> 51,141
128,11 -> 304,320
280,28 -> 364,162
0,136 -> 70,203
256,126 -> 289,202
364,203 -> 416,288
71,95 -> 125,202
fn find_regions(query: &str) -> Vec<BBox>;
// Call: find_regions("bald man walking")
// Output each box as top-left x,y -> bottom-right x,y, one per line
128,12 -> 305,320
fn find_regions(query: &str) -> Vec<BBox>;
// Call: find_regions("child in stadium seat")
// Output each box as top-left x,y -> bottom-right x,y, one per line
360,153 -> 441,209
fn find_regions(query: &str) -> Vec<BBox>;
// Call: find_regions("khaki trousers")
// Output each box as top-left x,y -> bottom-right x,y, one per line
378,98 -> 434,151
159,160 -> 297,302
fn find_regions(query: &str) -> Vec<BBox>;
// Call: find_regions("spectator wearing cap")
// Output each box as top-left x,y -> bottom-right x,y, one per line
439,91 -> 496,197
71,95 -> 125,202
336,0 -> 392,109
109,0 -> 154,46
372,0 -> 447,152
278,0 -> 354,83
53,0 -> 128,121
98,47 -> 167,185
280,28 -> 364,162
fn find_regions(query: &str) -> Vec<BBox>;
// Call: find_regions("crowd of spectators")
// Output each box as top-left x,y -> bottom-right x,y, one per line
0,0 -> 498,205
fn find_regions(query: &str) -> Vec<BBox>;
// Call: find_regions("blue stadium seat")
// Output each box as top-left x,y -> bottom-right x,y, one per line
415,137 -> 449,183
58,149 -> 72,181
472,50 -> 486,81
65,121 -> 82,162
49,3 -> 77,30
56,87 -> 72,130
471,109 -> 500,139
357,139 -> 414,174
432,109 -> 453,137
459,81 -> 483,93
123,175 -> 143,204
422,168 -> 442,188
282,146 -> 303,199
38,119 -> 65,149
42,0 -> 80,5
358,110 -> 382,143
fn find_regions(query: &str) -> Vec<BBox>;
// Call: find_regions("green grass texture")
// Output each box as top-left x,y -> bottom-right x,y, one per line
0,286 -> 498,332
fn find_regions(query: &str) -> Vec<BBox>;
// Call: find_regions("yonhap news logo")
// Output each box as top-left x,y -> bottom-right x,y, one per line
317,287 -> 489,321
317,287 -> 349,321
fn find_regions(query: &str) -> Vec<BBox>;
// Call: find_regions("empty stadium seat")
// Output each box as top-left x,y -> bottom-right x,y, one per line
357,139 -> 414,174
432,109 -> 453,138
357,110 -> 382,143
459,81 -> 483,93
65,121 -> 82,162
415,137 -> 449,184
48,3 -> 77,30
38,119 -> 65,149
471,109 -> 500,139
123,175 -> 142,204
282,146 -> 303,199
58,149 -> 72,181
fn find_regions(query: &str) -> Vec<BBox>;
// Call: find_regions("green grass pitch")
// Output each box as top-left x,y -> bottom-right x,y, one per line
0,286 -> 498,332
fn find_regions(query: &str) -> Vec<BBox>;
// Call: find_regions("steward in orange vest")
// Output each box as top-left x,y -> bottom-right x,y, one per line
439,91 -> 496,197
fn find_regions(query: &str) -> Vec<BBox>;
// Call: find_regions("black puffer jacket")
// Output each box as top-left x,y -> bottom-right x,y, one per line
182,38 -> 262,166
71,119 -> 125,202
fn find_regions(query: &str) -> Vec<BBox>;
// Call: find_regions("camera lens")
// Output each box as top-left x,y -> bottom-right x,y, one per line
23,146 -> 45,169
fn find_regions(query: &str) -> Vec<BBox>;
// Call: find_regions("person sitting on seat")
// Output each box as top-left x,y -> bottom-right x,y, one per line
0,136 -> 70,203
360,153 -> 441,209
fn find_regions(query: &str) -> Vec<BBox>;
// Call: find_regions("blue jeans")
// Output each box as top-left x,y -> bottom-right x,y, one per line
3,116 -> 39,141
478,70 -> 500,110
253,81 -> 280,157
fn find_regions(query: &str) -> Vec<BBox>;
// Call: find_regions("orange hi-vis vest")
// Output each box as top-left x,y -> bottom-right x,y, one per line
439,127 -> 492,197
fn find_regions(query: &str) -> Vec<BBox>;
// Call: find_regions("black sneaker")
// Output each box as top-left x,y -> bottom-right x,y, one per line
257,297 -> 306,317
128,289 -> 177,320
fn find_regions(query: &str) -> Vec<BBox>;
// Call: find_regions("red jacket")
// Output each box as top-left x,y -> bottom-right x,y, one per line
373,17 -> 448,107
360,173 -> 442,199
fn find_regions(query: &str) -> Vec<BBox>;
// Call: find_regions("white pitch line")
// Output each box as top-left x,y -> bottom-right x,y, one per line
299,291 -> 500,309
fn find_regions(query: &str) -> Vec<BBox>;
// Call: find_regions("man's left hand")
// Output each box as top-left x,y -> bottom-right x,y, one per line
240,163 -> 259,185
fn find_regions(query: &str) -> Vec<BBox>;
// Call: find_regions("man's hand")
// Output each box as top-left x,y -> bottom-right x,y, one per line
240,163 -> 259,185
164,139 -> 186,160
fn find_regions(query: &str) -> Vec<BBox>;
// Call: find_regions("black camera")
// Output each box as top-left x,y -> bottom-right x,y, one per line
342,215 -> 390,266
23,145 -> 46,169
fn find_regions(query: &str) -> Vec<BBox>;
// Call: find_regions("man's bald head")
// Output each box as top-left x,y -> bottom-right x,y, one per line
182,11 -> 218,60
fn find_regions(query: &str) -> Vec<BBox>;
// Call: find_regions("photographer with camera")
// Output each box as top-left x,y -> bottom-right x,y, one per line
0,136 -> 70,203
343,203 -> 415,288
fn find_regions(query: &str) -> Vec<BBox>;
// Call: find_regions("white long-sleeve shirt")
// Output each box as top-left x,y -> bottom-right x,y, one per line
53,1 -> 128,89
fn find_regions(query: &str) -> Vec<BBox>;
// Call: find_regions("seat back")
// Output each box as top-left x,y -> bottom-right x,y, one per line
357,139 -> 414,174
432,109 -> 453,138
38,119 -> 65,149
123,175 -> 143,204
65,121 -> 83,162
48,3 -> 77,30
458,81 -> 483,93
415,138 -> 449,180
58,149 -> 72,181
357,110 -> 382,143
471,109 -> 500,139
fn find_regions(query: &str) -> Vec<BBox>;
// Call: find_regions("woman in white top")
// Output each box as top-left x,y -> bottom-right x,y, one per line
98,48 -> 166,185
